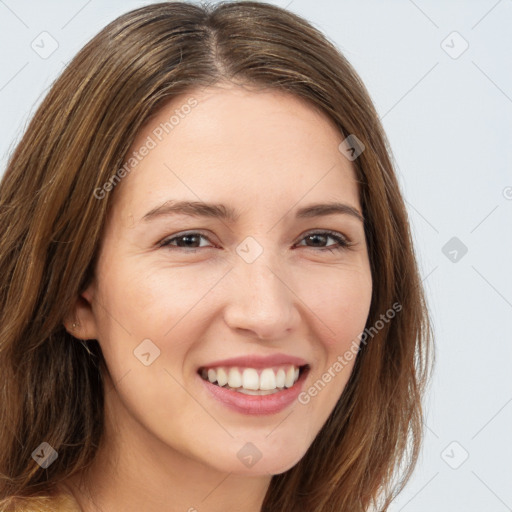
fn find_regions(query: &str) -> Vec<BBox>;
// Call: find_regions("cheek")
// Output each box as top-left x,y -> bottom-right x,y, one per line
100,261 -> 209,330
293,267 -> 371,433
295,264 -> 372,348
92,264 -> 205,416
95,261 -> 227,375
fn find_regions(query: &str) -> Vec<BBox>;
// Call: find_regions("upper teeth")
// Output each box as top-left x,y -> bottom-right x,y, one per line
201,365 -> 301,391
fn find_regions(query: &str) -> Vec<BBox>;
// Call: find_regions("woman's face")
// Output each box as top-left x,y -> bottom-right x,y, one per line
79,83 -> 372,476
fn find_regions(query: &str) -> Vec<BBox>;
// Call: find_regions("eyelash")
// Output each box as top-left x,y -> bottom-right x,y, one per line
158,230 -> 354,253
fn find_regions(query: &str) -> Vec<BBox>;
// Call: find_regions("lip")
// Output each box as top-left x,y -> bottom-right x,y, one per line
198,353 -> 308,370
198,365 -> 310,416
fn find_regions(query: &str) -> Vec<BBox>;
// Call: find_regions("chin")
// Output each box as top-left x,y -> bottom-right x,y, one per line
210,439 -> 309,476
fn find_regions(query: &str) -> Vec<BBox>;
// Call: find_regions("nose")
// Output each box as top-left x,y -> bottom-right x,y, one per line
223,254 -> 301,341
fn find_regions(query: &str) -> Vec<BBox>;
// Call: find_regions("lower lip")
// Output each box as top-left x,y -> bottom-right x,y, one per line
198,367 -> 309,416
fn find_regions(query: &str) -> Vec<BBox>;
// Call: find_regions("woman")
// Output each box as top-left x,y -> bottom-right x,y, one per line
0,2 -> 433,511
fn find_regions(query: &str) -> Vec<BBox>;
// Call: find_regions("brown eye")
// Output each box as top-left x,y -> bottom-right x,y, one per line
159,232 -> 213,250
297,231 -> 352,252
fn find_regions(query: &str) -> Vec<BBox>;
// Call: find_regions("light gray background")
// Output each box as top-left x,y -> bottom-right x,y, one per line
1,1 -> 511,511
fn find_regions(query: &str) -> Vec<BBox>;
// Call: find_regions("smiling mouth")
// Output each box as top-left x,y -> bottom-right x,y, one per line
198,364 -> 310,395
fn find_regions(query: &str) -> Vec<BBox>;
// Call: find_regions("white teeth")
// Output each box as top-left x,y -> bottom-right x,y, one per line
275,368 -> 286,388
216,367 -> 228,387
284,366 -> 295,388
242,368 -> 259,390
200,364 -> 303,391
228,367 -> 242,388
236,388 -> 279,395
259,368 -> 276,390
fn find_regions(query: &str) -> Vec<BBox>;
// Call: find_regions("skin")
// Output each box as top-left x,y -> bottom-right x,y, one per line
63,82 -> 373,512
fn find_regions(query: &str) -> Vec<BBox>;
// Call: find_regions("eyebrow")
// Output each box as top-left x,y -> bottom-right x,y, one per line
141,200 -> 364,223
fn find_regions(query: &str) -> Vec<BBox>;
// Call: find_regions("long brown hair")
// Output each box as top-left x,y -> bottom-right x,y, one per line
0,2 -> 434,510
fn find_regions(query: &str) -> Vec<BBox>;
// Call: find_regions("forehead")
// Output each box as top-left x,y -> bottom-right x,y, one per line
113,84 -> 360,221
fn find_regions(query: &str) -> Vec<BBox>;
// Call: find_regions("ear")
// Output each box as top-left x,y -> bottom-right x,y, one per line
63,281 -> 100,340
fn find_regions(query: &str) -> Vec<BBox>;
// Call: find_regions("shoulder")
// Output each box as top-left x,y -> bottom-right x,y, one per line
0,491 -> 82,512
